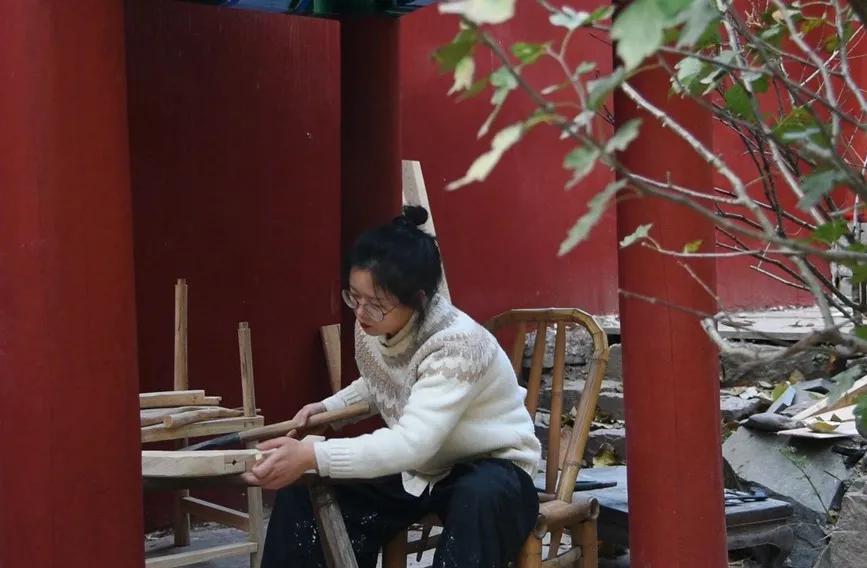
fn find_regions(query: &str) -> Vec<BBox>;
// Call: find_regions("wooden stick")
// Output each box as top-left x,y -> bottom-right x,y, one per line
174,278 -> 189,390
141,406 -> 212,427
140,390 -> 221,409
320,324 -> 342,395
238,322 -> 257,417
163,407 -> 245,428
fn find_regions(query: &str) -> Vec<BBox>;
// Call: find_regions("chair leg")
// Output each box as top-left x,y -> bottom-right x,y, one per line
382,529 -> 407,568
572,520 -> 598,568
516,534 -> 543,568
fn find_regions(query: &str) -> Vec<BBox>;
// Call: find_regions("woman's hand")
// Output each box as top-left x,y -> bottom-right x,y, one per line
288,401 -> 328,437
242,437 -> 318,490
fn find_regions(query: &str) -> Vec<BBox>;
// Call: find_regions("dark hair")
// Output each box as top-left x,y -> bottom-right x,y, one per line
347,205 -> 443,315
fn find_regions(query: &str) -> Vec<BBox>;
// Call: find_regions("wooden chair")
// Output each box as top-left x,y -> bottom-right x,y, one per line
382,308 -> 609,568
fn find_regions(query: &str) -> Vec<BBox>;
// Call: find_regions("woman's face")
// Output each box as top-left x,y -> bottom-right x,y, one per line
347,268 -> 415,337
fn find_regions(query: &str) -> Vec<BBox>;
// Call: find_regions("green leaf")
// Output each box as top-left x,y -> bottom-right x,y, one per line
683,239 -> 703,253
823,22 -> 855,52
673,56 -> 708,96
742,71 -> 769,94
654,0 -> 692,20
563,146 -> 601,188
559,179 -> 627,255
826,365 -> 864,406
811,219 -> 848,245
724,83 -> 756,121
620,223 -> 652,248
459,76 -> 489,100
549,6 -> 591,30
611,0 -> 666,71
851,264 -> 867,284
438,0 -> 516,25
447,123 -> 523,190
759,22 -> 787,47
490,66 -> 518,103
576,61 -> 597,75
772,107 -> 827,148
676,0 -> 721,48
525,110 -> 558,128
448,57 -> 476,95
853,326 -> 867,341
605,118 -> 642,152
587,67 -> 626,110
434,29 -> 478,72
589,5 -> 615,23
511,42 -> 548,64
799,169 -> 848,210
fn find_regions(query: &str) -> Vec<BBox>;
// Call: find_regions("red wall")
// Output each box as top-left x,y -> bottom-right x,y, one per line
400,3 -> 619,321
124,0 -> 342,522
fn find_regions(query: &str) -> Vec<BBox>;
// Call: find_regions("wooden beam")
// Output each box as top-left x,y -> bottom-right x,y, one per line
163,407 -> 244,428
310,481 -> 359,568
140,406 -> 212,427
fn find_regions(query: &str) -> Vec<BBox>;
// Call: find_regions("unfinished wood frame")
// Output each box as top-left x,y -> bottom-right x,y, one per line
142,279 -> 265,568
382,308 -> 608,568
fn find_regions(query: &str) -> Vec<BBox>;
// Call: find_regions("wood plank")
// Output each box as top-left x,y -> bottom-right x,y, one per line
179,496 -> 249,531
145,542 -> 257,568
777,421 -> 859,439
401,160 -> 451,302
140,390 -> 221,409
791,376 -> 867,421
141,415 -> 264,443
142,449 -> 270,477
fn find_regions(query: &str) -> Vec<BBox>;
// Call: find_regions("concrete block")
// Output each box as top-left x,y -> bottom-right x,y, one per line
723,427 -> 851,567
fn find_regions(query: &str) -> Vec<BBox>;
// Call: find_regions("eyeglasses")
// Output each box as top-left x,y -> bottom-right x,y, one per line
341,289 -> 398,322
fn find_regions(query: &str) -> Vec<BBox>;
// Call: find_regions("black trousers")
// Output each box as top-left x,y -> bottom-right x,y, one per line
261,458 -> 539,568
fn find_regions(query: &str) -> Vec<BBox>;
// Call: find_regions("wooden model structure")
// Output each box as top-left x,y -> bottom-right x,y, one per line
142,279 -> 266,568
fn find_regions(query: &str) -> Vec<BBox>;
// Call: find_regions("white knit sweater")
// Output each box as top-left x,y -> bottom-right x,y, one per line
314,294 -> 541,496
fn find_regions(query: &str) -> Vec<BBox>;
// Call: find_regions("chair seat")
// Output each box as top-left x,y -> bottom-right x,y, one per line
534,495 -> 599,537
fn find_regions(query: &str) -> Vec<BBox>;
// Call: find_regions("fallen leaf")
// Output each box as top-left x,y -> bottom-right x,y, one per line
592,444 -> 621,467
808,420 -> 841,433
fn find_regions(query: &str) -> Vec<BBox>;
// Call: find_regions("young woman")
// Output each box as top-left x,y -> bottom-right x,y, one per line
244,206 -> 541,568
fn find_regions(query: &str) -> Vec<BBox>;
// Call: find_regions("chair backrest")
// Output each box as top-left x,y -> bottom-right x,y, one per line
486,309 -> 609,503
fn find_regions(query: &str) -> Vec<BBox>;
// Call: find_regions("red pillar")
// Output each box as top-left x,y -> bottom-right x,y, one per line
614,66 -> 728,564
0,2 -> 143,567
339,18 -> 403,383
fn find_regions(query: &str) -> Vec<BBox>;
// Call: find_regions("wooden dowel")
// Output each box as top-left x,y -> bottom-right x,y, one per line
510,322 -> 527,378
525,322 -> 548,417
547,321 -> 566,494
174,278 -> 189,390
238,322 -> 256,418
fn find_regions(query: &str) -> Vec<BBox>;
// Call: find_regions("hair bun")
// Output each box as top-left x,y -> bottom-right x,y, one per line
400,205 -> 429,227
